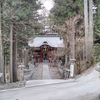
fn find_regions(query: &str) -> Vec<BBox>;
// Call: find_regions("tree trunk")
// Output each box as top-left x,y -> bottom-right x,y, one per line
64,55 -> 67,68
10,22 -> 13,82
72,24 -> 75,59
13,33 -> 17,82
25,49 -> 29,67
0,1 -> 4,83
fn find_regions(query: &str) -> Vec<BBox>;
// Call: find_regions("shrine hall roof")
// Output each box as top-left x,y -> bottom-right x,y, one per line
28,36 -> 64,48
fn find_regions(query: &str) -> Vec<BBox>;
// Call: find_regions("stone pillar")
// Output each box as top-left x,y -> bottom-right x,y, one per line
18,64 -> 25,86
70,59 -> 76,78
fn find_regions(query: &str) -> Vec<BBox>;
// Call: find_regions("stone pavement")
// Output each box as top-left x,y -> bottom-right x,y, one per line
42,64 -> 51,79
30,62 -> 62,80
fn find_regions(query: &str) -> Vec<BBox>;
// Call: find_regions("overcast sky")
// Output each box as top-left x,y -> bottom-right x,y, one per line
43,0 -> 54,10
38,0 -> 54,16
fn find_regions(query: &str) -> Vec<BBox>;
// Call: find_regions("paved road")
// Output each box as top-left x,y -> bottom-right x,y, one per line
0,63 -> 100,100
0,68 -> 100,100
0,78 -> 100,100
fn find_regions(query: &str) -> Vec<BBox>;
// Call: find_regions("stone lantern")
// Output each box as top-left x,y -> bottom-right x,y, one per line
18,64 -> 25,86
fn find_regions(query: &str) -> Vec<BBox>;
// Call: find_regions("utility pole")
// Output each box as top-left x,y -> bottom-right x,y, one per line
89,0 -> 93,63
84,0 -> 88,63
84,0 -> 94,66
0,1 -> 4,83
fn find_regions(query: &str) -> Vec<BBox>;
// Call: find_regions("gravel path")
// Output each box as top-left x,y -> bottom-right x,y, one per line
30,63 -> 43,80
49,65 -> 62,79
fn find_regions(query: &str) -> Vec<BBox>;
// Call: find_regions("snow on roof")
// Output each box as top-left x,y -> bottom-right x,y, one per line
28,36 -> 64,47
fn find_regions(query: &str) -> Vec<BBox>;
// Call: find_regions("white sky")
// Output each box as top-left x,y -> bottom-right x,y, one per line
38,0 -> 54,16
43,0 -> 54,10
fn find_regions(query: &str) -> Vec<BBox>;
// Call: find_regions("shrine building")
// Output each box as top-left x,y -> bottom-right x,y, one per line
28,33 -> 64,62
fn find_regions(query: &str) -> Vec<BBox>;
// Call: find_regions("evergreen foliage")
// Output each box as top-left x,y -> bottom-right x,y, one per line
50,0 -> 84,24
2,0 -> 41,59
93,0 -> 100,62
94,1 -> 100,44
1,0 -> 42,82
